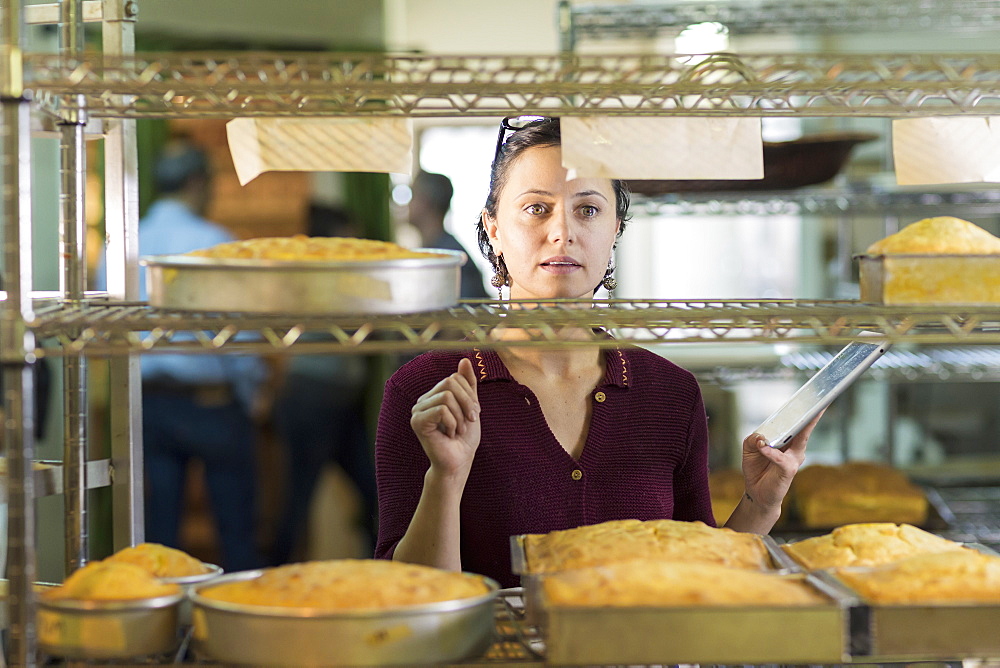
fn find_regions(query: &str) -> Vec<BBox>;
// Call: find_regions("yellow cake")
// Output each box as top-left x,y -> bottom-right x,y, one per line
186,235 -> 442,262
709,469 -> 745,526
790,462 -> 928,528
42,561 -> 181,601
865,216 -> 1000,255
836,549 -> 1000,604
104,542 -> 211,578
542,558 -> 823,607
522,518 -> 771,573
198,559 -> 491,610
783,523 -> 965,570
860,216 -> 1000,304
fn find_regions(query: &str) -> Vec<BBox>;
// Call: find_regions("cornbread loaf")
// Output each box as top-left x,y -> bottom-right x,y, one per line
186,235 -> 441,261
542,559 -> 823,607
104,542 -> 211,578
708,469 -> 745,525
198,559 -> 491,610
42,561 -> 181,601
522,518 -> 771,573
790,462 -> 928,528
865,216 -> 1000,255
860,216 -> 1000,304
836,549 -> 1000,604
783,523 -> 964,570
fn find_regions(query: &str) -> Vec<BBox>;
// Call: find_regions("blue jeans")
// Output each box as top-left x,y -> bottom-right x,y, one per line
142,390 -> 265,572
271,374 -> 376,565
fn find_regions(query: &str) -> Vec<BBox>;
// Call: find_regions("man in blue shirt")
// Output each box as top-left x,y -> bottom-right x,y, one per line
99,141 -> 266,571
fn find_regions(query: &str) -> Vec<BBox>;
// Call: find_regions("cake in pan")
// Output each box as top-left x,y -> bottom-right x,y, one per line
198,559 -> 491,610
185,234 -> 443,261
104,542 -> 212,579
542,558 -> 823,606
42,561 -> 180,601
521,518 -> 771,573
783,522 -> 964,570
790,462 -> 928,528
836,548 -> 1000,604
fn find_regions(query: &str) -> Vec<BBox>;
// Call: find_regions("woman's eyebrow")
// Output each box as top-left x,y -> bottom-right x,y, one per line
575,189 -> 609,202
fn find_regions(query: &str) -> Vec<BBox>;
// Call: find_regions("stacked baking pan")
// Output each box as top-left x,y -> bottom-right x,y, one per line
511,533 -> 854,666
513,531 -> 1000,665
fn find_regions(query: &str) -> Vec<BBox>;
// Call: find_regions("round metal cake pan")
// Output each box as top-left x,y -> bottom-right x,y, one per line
36,591 -> 183,660
141,248 -> 466,315
190,569 -> 498,666
160,562 -> 223,626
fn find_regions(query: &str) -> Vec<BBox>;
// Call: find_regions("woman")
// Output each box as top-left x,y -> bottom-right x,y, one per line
374,117 -> 817,588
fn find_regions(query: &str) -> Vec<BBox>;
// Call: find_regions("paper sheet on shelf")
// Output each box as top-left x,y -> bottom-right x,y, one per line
561,116 -> 763,180
226,117 -> 413,186
893,116 -> 1000,185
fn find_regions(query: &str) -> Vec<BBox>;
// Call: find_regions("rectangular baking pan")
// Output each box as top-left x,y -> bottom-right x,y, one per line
141,248 -> 465,315
511,533 -> 801,626
541,572 -> 853,665
828,544 -> 1000,661
857,253 -> 1000,305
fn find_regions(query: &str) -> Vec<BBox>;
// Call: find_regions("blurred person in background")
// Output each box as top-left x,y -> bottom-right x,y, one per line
409,171 -> 490,299
269,204 -> 377,565
97,139 -> 267,571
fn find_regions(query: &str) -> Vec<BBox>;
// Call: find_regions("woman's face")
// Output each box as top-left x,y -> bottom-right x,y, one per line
484,146 -> 620,300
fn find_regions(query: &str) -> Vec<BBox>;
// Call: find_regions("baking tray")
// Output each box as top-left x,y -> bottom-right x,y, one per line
510,533 -> 800,626
826,544 -> 1000,661
141,248 -> 465,315
190,569 -> 499,666
36,591 -> 183,660
857,253 -> 1000,305
541,571 -> 854,665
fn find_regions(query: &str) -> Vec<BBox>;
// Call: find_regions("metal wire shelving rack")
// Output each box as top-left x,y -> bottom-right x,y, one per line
3,0 -> 1000,666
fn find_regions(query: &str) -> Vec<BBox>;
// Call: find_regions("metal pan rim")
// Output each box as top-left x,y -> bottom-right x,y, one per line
140,248 -> 466,270
192,571 -> 499,619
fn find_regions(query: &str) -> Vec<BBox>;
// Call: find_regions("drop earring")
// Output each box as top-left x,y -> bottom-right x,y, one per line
490,256 -> 509,300
602,259 -> 617,293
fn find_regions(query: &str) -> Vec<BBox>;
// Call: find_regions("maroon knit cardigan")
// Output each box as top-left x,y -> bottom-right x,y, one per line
374,345 -> 715,588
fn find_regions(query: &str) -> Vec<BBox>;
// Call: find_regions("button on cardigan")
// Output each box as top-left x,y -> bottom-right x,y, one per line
374,346 -> 715,588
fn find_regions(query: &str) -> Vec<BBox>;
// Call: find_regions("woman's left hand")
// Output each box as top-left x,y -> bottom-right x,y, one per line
741,411 -> 823,515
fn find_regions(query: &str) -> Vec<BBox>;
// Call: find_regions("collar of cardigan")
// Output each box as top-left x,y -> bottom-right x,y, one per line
469,345 -> 629,389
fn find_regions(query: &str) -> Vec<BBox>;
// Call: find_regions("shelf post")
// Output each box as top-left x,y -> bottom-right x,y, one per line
2,1 -> 39,664
101,0 -> 143,550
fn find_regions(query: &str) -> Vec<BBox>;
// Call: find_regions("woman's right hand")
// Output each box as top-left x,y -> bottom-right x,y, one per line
410,357 -> 481,479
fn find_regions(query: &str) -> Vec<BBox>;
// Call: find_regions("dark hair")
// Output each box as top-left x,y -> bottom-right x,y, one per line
153,141 -> 210,194
475,117 -> 630,291
412,171 -> 454,217
307,203 -> 361,238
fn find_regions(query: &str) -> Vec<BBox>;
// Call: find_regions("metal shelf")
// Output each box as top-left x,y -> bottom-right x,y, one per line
25,298 -> 1000,356
700,347 -> 1000,384
632,185 -> 1000,217
565,0 -> 1000,41
25,51 -> 1000,119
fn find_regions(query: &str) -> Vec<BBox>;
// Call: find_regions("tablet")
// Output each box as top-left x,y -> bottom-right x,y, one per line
755,334 -> 890,448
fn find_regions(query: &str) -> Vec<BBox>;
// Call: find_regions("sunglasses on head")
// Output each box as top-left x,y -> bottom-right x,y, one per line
493,116 -> 552,164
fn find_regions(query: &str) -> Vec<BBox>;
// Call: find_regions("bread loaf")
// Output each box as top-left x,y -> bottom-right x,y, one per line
783,523 -> 964,570
836,549 -> 1000,604
865,216 -> 1000,255
791,462 -> 928,528
522,518 -> 771,573
542,559 -> 823,607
